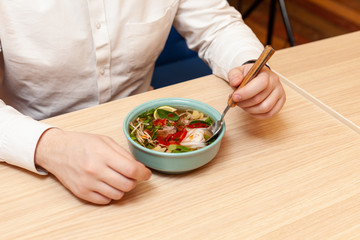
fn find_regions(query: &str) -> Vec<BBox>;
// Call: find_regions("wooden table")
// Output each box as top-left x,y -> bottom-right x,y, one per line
2,32 -> 360,239
270,31 -> 360,132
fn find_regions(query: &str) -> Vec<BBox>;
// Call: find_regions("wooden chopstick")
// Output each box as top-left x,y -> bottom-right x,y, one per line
228,45 -> 275,107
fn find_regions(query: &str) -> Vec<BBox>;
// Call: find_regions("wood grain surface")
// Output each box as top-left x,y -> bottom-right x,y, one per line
1,33 -> 360,239
270,31 -> 360,128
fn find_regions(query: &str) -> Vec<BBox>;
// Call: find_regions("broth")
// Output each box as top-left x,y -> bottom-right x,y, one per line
129,106 -> 214,153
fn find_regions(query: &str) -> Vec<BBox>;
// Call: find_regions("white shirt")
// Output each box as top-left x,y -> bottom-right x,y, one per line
0,0 -> 263,173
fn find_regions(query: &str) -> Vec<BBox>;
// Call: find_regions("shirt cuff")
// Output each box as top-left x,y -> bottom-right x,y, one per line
0,114 -> 53,175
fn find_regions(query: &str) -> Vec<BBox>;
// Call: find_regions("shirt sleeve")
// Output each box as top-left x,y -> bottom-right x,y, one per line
173,0 -> 264,81
0,100 -> 52,174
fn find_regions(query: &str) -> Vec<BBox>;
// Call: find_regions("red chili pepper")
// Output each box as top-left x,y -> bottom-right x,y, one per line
178,129 -> 187,141
168,129 -> 187,145
176,125 -> 185,131
144,129 -> 152,135
153,118 -> 167,126
156,129 -> 188,146
165,134 -> 173,142
156,136 -> 169,146
187,122 -> 209,128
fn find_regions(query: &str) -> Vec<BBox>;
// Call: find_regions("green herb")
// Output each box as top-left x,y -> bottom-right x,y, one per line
138,109 -> 155,118
143,118 -> 151,124
130,133 -> 137,141
151,129 -> 158,139
206,138 -> 216,145
168,144 -> 192,153
189,120 -> 210,126
146,143 -> 154,149
205,117 -> 213,125
157,109 -> 179,121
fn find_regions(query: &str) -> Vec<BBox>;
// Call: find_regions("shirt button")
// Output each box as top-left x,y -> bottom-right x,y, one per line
99,68 -> 105,75
96,22 -> 101,29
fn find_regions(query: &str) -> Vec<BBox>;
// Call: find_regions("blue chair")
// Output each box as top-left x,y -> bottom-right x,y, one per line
151,27 -> 212,89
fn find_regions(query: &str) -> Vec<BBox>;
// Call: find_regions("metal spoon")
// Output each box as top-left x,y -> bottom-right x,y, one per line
205,45 -> 275,142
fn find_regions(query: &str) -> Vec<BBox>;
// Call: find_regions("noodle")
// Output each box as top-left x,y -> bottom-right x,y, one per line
129,106 -> 214,153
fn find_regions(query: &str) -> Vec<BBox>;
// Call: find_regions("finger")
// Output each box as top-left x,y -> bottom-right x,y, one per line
99,167 -> 138,193
236,84 -> 273,109
71,185 -> 113,205
91,181 -> 125,201
111,157 -> 152,182
242,85 -> 282,115
232,71 -> 269,102
86,191 -> 113,205
102,136 -> 138,161
101,137 -> 152,181
228,67 -> 245,88
248,92 -> 286,119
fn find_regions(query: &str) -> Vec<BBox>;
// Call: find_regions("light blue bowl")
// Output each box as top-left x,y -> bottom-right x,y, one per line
123,98 -> 225,174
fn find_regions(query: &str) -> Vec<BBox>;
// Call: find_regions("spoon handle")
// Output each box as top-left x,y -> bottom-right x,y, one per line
227,45 -> 275,107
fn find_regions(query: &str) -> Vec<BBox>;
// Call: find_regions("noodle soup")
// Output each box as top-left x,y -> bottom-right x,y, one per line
128,105 -> 214,153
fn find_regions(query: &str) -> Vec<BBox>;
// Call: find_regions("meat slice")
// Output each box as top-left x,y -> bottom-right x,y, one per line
157,125 -> 177,138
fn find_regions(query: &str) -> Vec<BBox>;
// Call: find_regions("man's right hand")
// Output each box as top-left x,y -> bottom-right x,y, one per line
34,128 -> 152,205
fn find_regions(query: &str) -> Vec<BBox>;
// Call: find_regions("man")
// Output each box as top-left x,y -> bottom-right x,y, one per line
0,0 -> 286,204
